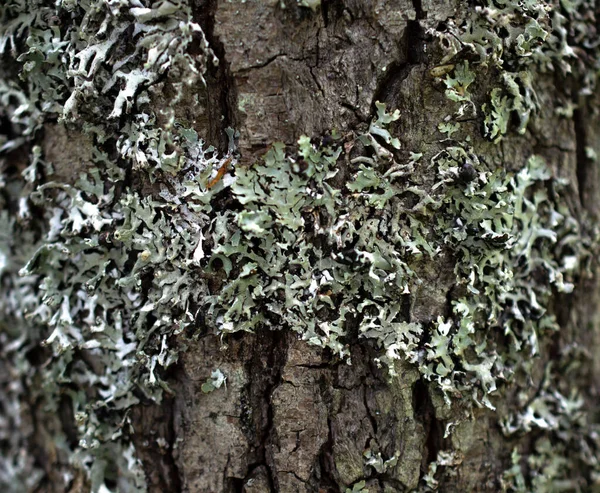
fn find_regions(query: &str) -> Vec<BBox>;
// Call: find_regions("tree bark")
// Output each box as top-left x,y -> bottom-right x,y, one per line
1,1 -> 600,493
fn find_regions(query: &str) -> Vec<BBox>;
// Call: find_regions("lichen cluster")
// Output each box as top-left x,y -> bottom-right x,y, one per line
500,347 -> 598,493
1,0 -> 217,490
0,0 -> 598,492
432,0 -> 600,142
209,105 -> 581,410
424,0 -> 600,488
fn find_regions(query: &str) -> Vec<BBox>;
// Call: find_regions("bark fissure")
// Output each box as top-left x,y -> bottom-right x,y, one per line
320,0 -> 346,28
237,53 -> 287,73
242,332 -> 289,492
131,392 -> 183,493
371,15 -> 425,110
314,418 -> 342,493
412,0 -> 426,20
573,103 -> 589,208
363,385 -> 379,442
413,379 -> 443,474
191,0 -> 238,151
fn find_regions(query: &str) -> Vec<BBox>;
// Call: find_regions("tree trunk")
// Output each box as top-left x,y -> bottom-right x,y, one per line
1,1 -> 600,493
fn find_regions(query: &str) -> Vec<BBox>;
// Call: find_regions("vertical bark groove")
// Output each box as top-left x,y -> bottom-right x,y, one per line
245,331 -> 288,492
573,103 -> 588,208
191,0 -> 239,151
131,392 -> 182,493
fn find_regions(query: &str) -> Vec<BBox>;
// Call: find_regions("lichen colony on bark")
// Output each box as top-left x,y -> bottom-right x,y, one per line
1,0 -> 600,492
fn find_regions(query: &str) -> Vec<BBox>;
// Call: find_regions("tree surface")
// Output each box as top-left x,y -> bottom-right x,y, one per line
1,1 -> 600,492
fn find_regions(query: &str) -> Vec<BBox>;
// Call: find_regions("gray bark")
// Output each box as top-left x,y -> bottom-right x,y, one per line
1,1 -> 599,492
136,2 -> 600,492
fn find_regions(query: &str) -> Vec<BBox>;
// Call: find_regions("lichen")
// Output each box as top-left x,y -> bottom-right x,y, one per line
297,0 -> 321,11
0,0 -> 598,491
0,0 -> 217,490
499,344 -> 600,492
419,451 -> 462,491
201,369 -> 227,393
431,0 -> 599,143
345,480 -> 369,493
363,449 -> 399,474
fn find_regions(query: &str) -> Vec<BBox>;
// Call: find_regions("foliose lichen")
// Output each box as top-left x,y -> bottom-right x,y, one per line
1,0 -> 216,490
431,0 -> 600,142
421,0 -> 600,488
0,0 -> 598,491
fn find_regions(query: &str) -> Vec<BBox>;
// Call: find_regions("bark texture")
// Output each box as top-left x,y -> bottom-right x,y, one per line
1,1 -> 600,493
132,2 -> 600,492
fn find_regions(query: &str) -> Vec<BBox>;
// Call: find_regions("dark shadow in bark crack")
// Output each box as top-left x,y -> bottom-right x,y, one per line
130,389 -> 182,493
413,378 -> 444,473
240,330 -> 289,491
191,0 -> 239,152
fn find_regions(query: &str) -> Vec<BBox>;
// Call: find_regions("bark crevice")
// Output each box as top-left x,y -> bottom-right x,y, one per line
130,391 -> 183,493
573,102 -> 588,208
314,417 -> 342,492
191,0 -> 238,151
241,332 -> 289,492
371,13 -> 426,111
413,379 -> 444,474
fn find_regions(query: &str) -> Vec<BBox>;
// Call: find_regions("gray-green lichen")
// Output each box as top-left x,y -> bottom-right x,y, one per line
421,0 -> 600,488
498,342 -> 600,492
201,368 -> 227,393
0,0 -> 599,491
345,480 -> 369,493
432,0 -> 599,143
1,0 -> 216,490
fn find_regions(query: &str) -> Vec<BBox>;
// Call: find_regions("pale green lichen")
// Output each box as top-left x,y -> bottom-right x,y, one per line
499,345 -> 600,492
432,0 -> 599,143
1,102 -> 585,491
419,450 -> 462,492
422,0 -> 600,486
345,480 -> 369,493
0,0 -> 598,491
0,0 -> 217,490
297,0 -> 321,11
201,369 -> 227,393
205,108 -> 581,418
443,61 -> 476,104
363,449 -> 399,474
